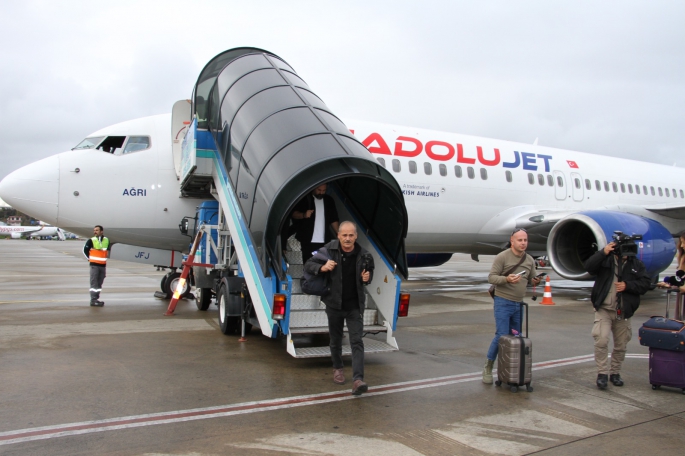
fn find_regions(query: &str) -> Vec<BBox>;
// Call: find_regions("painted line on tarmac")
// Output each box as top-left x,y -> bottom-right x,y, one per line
0,353 -> 648,447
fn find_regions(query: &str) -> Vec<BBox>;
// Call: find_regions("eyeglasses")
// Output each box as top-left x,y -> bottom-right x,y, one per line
511,228 -> 527,236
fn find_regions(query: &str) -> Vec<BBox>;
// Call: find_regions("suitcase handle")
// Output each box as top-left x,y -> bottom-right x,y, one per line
520,302 -> 528,338
666,288 -> 678,319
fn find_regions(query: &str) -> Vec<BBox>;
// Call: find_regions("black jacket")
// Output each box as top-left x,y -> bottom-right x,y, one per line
583,249 -> 651,319
293,194 -> 339,244
303,240 -> 374,311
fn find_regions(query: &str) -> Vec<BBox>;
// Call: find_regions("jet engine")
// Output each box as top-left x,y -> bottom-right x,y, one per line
407,253 -> 453,268
547,210 -> 676,280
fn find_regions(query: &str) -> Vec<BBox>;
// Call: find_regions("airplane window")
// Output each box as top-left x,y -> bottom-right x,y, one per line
636,185 -> 641,195
506,170 -> 512,182
455,165 -> 463,178
97,136 -> 126,154
392,159 -> 401,172
376,157 -> 386,167
574,178 -> 581,189
467,167 -> 475,179
585,179 -> 591,190
604,181 -> 610,192
547,175 -> 553,186
680,190 -> 684,198
409,161 -> 417,174
439,164 -> 447,176
612,182 -> 618,192
658,187 -> 663,196
620,183 -> 625,193
645,186 -> 650,195
595,180 -> 601,191
480,168 -> 488,180
528,173 -> 534,185
122,136 -> 151,154
650,186 -> 655,196
628,184 -> 633,194
557,176 -> 564,187
665,188 -> 670,197
537,174 -> 544,186
424,162 -> 432,175
72,136 -> 105,150
673,188 -> 677,198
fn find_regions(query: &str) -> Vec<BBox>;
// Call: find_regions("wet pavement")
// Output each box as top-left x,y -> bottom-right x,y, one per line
1,240 -> 684,455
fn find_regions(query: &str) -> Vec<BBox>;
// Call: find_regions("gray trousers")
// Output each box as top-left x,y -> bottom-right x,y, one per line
89,264 -> 106,301
326,307 -> 365,381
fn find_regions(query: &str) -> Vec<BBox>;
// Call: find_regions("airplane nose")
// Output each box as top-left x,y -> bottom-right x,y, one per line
0,155 -> 59,224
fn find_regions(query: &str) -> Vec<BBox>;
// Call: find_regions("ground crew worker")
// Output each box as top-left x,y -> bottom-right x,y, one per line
83,225 -> 110,307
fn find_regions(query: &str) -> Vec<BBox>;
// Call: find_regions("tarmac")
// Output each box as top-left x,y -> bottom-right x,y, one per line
1,240 -> 684,455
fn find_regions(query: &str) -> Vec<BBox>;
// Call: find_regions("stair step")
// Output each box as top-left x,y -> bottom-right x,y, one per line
290,324 -> 387,335
288,264 -> 304,279
289,309 -> 378,328
286,236 -> 301,252
290,294 -> 322,310
291,279 -> 302,294
290,338 -> 398,358
285,250 -> 303,265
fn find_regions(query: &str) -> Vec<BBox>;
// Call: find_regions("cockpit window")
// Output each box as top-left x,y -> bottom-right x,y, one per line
73,136 -> 105,150
97,136 -> 126,154
122,136 -> 151,154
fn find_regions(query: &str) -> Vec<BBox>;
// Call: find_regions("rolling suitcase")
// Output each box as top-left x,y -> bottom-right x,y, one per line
639,289 -> 685,351
495,302 -> 533,393
641,289 -> 685,394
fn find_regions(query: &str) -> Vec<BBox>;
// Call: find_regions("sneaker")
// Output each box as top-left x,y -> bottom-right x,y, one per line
596,374 -> 608,390
333,368 -> 345,385
90,301 -> 104,307
609,374 -> 624,387
352,379 -> 368,396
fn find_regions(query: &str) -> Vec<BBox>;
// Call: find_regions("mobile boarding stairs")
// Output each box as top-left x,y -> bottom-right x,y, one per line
171,47 -> 410,358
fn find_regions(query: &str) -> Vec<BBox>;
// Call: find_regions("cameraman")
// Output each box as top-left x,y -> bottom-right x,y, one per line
584,240 -> 651,390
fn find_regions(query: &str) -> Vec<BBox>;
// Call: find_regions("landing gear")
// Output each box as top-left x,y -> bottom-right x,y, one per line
195,287 -> 212,311
162,271 -> 191,299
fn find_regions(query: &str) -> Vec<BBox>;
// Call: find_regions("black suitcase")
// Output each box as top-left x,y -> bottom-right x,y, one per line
639,289 -> 685,351
495,302 -> 533,393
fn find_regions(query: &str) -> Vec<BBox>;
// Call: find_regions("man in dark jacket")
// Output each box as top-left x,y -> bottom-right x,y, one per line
584,241 -> 651,390
292,184 -> 339,264
304,221 -> 374,396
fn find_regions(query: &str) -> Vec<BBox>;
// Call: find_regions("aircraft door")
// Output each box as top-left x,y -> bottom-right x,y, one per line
553,170 -> 567,201
570,172 -> 584,202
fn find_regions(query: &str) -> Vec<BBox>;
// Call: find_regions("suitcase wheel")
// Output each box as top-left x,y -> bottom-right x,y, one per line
495,380 -> 502,387
510,386 -> 518,393
526,385 -> 533,393
651,384 -> 660,390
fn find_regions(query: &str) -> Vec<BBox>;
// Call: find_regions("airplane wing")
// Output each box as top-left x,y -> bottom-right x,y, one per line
644,203 -> 685,220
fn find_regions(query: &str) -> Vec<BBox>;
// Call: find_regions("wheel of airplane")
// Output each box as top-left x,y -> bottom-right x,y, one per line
195,287 -> 212,311
160,273 -> 172,298
165,271 -> 191,298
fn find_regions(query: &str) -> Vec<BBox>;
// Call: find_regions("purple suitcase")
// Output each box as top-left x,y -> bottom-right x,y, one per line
649,347 -> 685,394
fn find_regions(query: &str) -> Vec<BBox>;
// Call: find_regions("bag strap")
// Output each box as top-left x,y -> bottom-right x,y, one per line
503,254 -> 527,277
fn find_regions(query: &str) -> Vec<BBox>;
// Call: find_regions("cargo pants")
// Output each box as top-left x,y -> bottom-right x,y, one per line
592,307 -> 632,375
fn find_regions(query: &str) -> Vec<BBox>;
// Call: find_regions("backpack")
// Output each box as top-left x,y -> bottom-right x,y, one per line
301,248 -> 332,296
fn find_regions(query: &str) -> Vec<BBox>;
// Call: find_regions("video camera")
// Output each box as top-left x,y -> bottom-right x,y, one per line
611,231 -> 642,257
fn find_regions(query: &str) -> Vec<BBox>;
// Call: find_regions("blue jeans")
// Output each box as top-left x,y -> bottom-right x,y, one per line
486,296 -> 523,361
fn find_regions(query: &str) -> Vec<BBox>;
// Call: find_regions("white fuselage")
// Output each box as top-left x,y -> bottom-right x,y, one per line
0,114 -> 683,256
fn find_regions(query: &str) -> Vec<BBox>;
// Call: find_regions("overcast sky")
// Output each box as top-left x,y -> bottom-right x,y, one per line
1,1 -> 684,180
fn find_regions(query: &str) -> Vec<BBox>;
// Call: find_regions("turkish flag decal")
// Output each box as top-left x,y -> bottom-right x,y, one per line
566,160 -> 579,168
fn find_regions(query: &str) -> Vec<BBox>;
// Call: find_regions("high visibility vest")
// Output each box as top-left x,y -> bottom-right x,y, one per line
89,237 -> 109,265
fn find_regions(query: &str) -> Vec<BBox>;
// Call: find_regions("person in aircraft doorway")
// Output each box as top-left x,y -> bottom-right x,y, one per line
291,183 -> 339,264
483,228 -> 542,384
83,225 -> 110,307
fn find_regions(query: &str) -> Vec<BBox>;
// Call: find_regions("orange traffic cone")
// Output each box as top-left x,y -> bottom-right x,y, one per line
540,276 -> 555,305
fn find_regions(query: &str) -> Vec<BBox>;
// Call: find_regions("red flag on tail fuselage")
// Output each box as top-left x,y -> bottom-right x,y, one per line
567,160 -> 579,168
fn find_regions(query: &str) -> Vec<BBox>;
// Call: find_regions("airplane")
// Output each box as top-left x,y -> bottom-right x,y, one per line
0,224 -> 66,240
0,47 -> 681,354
